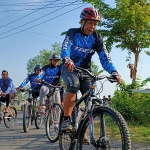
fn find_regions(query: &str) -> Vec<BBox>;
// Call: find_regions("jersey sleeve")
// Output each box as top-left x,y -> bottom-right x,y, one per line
39,70 -> 45,80
61,29 -> 74,59
5,79 -> 14,93
96,34 -> 117,74
19,76 -> 30,88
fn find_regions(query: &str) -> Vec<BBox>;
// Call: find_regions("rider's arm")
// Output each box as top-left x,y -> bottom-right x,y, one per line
96,34 -> 118,74
39,70 -> 45,80
5,79 -> 14,94
19,76 -> 30,88
39,67 -> 46,81
61,29 -> 74,59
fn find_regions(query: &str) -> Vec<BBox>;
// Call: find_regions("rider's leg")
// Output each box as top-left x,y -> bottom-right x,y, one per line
39,85 -> 49,113
61,66 -> 79,131
80,77 -> 92,143
4,92 -> 16,113
39,85 -> 49,106
80,77 -> 92,103
53,88 -> 62,129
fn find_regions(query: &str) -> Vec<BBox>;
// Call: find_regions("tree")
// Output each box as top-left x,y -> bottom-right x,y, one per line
83,0 -> 150,84
27,42 -> 61,74
27,42 -> 103,75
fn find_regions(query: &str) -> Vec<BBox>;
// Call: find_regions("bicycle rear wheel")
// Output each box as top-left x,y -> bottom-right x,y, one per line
45,103 -> 63,143
78,106 -> 131,150
4,107 -> 17,128
23,104 -> 31,133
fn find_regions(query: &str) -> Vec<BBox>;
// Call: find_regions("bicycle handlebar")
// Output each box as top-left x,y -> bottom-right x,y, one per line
74,66 -> 117,83
18,89 -> 39,93
40,80 -> 61,88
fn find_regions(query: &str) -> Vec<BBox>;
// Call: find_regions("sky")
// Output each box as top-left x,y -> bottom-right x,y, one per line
0,0 -> 149,98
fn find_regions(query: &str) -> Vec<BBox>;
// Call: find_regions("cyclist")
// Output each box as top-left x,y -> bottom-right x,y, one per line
17,65 -> 43,98
60,7 -> 121,133
102,95 -> 109,105
0,70 -> 16,113
35,54 -> 62,115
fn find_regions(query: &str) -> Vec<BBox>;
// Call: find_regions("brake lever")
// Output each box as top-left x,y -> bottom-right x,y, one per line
108,76 -> 117,83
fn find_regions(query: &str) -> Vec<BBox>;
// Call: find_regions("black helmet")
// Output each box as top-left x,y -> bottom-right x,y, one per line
49,54 -> 60,60
34,64 -> 41,72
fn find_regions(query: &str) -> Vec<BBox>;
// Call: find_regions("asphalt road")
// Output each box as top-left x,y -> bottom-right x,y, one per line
0,111 -> 150,150
0,111 -> 59,150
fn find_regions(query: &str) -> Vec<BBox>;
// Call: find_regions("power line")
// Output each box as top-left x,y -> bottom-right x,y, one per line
0,3 -> 83,12
1,25 -> 63,39
0,1 -> 82,7
0,1 -> 79,36
0,1 -> 57,5
0,0 -> 60,29
0,3 -> 87,40
0,5 -> 31,23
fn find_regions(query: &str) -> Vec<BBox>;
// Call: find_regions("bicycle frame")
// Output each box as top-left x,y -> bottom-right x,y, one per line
62,66 -> 115,148
73,83 -> 104,145
0,101 -> 16,123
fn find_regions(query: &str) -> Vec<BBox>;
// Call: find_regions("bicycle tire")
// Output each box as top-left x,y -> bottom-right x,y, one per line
78,106 -> 132,150
23,104 -> 31,133
35,111 -> 45,129
4,107 -> 17,128
59,98 -> 102,150
45,103 -> 63,143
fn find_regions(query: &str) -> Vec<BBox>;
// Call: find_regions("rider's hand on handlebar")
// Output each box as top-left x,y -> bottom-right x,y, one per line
111,72 -> 121,85
35,78 -> 41,83
1,92 -> 6,97
63,57 -> 74,72
16,86 -> 21,91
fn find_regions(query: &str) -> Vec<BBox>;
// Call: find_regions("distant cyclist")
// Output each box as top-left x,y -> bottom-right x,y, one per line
35,54 -> 62,115
0,70 -> 16,113
17,65 -> 43,98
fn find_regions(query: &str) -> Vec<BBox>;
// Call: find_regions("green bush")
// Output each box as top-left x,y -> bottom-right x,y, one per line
112,90 -> 150,125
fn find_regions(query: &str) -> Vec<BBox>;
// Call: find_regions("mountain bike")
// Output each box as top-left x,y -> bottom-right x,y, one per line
40,80 -> 63,143
20,89 -> 41,133
59,66 -> 132,150
0,94 -> 17,128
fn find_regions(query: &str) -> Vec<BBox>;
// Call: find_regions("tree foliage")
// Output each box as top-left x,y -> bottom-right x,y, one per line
83,0 -> 150,84
112,78 -> 150,125
27,42 -> 61,74
27,42 -> 103,76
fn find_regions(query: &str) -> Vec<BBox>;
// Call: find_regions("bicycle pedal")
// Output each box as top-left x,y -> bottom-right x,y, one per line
63,129 -> 72,133
83,141 -> 90,145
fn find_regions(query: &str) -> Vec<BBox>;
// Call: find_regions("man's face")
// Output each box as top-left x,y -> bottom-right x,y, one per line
35,69 -> 41,75
50,59 -> 60,67
2,72 -> 8,80
81,19 -> 98,35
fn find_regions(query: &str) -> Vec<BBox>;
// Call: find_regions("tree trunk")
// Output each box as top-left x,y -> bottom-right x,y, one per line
132,51 -> 140,84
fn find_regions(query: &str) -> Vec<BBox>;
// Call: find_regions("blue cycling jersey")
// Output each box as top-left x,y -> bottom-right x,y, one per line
20,73 -> 43,90
61,28 -> 117,74
41,64 -> 61,85
0,77 -> 16,93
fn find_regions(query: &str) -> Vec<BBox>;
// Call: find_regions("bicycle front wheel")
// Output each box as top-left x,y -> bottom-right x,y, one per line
45,103 -> 63,143
23,104 -> 31,133
4,107 -> 17,128
78,106 -> 131,150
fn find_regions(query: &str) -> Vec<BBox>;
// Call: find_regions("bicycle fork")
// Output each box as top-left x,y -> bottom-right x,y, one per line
87,97 -> 107,148
87,96 -> 96,145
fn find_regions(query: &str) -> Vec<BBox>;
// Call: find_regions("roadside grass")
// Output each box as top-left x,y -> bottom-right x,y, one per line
128,124 -> 150,145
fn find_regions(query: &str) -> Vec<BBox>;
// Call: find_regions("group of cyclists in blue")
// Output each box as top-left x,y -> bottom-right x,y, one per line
0,7 -> 121,144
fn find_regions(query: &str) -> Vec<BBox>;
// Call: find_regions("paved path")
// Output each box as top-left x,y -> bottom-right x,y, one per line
0,111 -> 59,150
0,111 -> 150,150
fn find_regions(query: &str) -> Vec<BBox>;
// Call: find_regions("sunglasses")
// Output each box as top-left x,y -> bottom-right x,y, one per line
53,59 -> 60,62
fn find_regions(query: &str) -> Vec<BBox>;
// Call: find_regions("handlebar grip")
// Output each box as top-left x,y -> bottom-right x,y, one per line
20,89 -> 25,92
